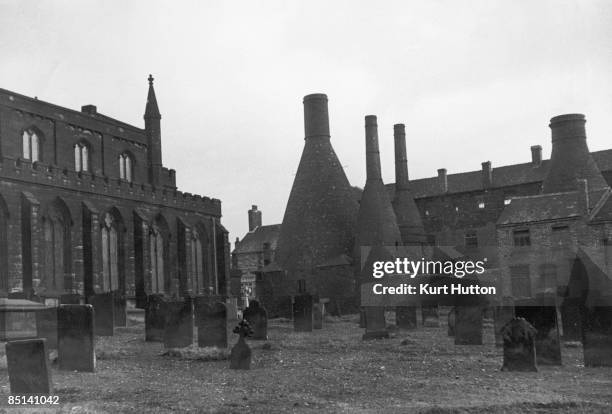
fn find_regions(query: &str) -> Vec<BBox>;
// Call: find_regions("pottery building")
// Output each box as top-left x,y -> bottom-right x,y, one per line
0,76 -> 230,319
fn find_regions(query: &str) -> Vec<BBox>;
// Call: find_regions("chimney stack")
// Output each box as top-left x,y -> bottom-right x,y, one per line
303,94 -> 330,140
81,105 -> 97,115
365,115 -> 382,181
248,205 -> 262,231
481,161 -> 492,188
394,124 -> 409,188
531,145 -> 542,167
438,168 -> 448,193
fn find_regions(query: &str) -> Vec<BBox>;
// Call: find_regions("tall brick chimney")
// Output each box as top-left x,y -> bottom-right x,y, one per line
481,161 -> 492,188
531,145 -> 542,167
392,123 -> 425,244
542,114 -> 608,194
438,168 -> 448,193
248,205 -> 261,231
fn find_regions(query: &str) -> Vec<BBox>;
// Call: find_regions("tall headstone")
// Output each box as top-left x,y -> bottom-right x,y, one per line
164,298 -> 193,349
396,306 -> 417,330
35,306 -> 58,349
501,317 -> 538,372
293,294 -> 313,332
581,305 -> 612,367
313,303 -> 323,329
195,299 -> 227,348
454,306 -> 483,345
6,339 -> 52,394
89,292 -> 114,336
447,307 -> 456,336
243,300 -> 268,340
362,307 -> 388,340
145,294 -> 166,342
516,304 -> 562,365
58,304 -> 95,372
422,305 -> 440,327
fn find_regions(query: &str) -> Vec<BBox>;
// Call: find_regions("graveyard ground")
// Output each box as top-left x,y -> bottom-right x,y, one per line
0,312 -> 611,414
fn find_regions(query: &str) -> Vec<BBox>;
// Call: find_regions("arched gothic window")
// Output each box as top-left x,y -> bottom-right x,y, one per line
22,129 -> 40,162
101,213 -> 119,291
42,204 -> 71,291
74,143 -> 89,172
149,226 -> 164,293
119,153 -> 133,182
191,229 -> 204,295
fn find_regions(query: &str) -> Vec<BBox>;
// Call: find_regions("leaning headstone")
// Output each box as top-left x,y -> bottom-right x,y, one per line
455,306 -> 483,345
421,305 -> 440,327
145,294 -> 166,342
195,299 -> 227,348
396,306 -> 417,330
35,306 -> 58,350
114,292 -> 127,327
494,302 -> 515,347
58,304 -> 95,372
447,307 -> 456,336
313,303 -> 323,329
516,304 -> 561,365
164,298 -> 193,349
293,294 -> 313,332
6,339 -> 52,394
362,307 -> 389,340
243,301 -> 268,340
501,317 -> 537,372
581,305 -> 612,367
89,292 -> 114,336
230,320 -> 253,370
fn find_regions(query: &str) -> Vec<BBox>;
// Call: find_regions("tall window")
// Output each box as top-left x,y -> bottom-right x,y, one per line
538,263 -> 557,292
74,143 -> 89,172
101,213 -> 119,292
42,207 -> 70,291
22,129 -> 40,161
510,265 -> 531,298
149,226 -> 164,294
119,153 -> 133,182
191,230 -> 204,294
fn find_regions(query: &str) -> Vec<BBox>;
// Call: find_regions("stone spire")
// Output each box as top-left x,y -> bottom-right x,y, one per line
144,75 -> 162,186
144,74 -> 161,119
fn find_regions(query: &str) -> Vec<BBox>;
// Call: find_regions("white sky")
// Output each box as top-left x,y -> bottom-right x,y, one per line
1,0 -> 611,242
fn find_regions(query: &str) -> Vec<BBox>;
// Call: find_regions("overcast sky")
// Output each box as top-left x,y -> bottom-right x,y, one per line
1,0 -> 611,242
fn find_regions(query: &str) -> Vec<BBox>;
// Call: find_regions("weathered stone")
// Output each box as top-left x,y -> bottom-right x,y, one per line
447,307 -> 456,336
362,307 -> 389,340
293,294 -> 313,332
230,336 -> 251,370
0,298 -> 45,341
145,294 -> 166,342
163,298 -> 193,349
396,306 -> 417,330
6,338 -> 52,394
88,292 -> 114,336
58,304 -> 95,372
243,301 -> 268,340
195,298 -> 227,348
421,305 -> 440,327
35,306 -> 58,349
516,305 -> 562,365
455,306 -> 483,345
581,306 -> 612,367
560,302 -> 582,341
501,317 -> 538,372
313,303 -> 323,329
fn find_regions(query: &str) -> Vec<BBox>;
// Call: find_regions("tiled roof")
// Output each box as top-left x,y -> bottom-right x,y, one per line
234,224 -> 281,254
496,191 -> 583,226
386,149 -> 612,199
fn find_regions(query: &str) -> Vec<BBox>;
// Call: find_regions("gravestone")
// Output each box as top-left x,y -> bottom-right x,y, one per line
447,307 -> 456,336
195,299 -> 227,348
58,304 -> 95,372
35,306 -> 58,349
494,301 -> 515,347
396,306 -> 417,330
114,292 -> 127,327
293,295 -> 313,332
455,306 -> 483,345
242,300 -> 268,340
516,304 -> 562,365
163,298 -> 193,349
145,294 -> 166,342
581,305 -> 612,367
230,320 -> 253,370
362,307 -> 389,340
313,303 -> 323,329
6,338 -> 52,394
88,292 -> 114,336
421,305 -> 440,327
501,317 -> 537,371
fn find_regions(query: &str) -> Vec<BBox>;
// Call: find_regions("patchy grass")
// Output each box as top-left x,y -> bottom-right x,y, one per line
0,315 -> 610,413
